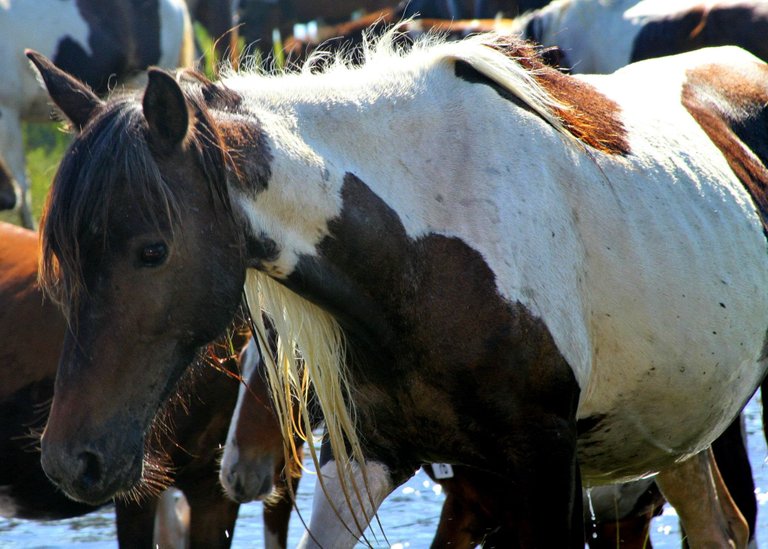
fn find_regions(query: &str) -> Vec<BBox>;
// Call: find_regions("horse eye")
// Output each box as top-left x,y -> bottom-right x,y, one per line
140,243 -> 168,266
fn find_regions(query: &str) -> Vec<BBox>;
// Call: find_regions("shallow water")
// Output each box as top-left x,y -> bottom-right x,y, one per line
2,394 -> 766,548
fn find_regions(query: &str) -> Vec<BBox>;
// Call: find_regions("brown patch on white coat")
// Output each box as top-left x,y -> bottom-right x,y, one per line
681,58 -> 768,232
463,39 -> 631,155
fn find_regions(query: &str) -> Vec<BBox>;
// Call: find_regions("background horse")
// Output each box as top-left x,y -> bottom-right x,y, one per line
235,0 -> 549,62
220,338 -> 308,549
28,31 -> 768,547
515,0 -> 768,73
0,0 -> 194,228
0,220 -> 243,547
186,0 -> 240,67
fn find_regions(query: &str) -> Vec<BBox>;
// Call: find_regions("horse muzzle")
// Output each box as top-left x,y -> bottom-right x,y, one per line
221,455 -> 275,503
40,425 -> 144,505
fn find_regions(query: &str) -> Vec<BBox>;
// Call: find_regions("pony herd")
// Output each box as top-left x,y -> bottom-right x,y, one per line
4,0 -> 768,547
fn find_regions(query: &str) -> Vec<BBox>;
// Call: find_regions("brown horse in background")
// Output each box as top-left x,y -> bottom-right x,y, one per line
0,221 -> 243,547
235,0 -> 549,60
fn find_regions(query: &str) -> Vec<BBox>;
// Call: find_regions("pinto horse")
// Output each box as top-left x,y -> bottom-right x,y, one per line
515,0 -> 768,74
0,220 -> 242,546
28,30 -> 768,546
0,0 -> 194,229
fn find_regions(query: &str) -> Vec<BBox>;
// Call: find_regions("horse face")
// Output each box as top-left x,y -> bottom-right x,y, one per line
32,60 -> 247,504
220,340 -> 285,503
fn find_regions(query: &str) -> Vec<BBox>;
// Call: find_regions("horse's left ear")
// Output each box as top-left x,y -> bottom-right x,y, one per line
143,68 -> 191,153
25,49 -> 103,131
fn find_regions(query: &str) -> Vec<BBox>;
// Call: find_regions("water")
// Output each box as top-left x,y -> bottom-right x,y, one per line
2,394 -> 766,548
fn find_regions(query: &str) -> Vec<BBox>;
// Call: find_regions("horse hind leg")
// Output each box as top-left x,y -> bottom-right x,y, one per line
656,447 -> 748,549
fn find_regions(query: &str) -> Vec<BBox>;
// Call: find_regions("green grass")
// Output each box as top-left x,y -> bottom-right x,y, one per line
0,122 -> 71,227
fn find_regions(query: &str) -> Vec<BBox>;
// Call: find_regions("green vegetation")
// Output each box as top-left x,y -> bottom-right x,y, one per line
0,122 -> 71,226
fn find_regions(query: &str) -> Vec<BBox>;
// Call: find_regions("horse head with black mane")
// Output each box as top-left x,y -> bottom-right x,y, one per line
28,27 -> 768,546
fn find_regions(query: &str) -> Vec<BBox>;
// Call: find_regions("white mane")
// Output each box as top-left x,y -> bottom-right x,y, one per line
222,27 -> 568,137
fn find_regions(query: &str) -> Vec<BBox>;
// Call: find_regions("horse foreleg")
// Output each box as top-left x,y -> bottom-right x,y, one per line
656,447 -> 748,549
181,475 -> 240,549
296,459 -> 394,549
115,495 -> 159,548
263,457 -> 302,549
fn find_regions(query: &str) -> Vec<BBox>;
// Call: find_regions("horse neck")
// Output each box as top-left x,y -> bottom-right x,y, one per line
228,63 -> 463,261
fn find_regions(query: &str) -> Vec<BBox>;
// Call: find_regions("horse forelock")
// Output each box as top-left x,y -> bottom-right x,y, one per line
39,83 -> 233,321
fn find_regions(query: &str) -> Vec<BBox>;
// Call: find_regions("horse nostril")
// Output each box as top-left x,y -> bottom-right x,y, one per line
77,450 -> 104,489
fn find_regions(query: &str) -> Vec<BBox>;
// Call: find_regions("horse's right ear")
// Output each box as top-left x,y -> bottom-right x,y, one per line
25,50 -> 102,131
143,68 -> 191,153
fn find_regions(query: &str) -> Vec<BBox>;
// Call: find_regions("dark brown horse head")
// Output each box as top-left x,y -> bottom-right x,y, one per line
27,51 -> 249,505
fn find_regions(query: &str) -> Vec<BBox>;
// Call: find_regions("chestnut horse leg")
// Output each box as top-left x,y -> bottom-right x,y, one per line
656,447 -> 748,548
711,415 -> 756,542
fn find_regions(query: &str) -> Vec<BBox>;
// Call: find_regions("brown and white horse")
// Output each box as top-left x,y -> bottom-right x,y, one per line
0,0 -> 194,228
0,220 -> 243,546
515,0 -> 768,74
28,31 -> 768,546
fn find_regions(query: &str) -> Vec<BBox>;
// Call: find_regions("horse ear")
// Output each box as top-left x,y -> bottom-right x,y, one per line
25,49 -> 102,131
143,68 -> 191,152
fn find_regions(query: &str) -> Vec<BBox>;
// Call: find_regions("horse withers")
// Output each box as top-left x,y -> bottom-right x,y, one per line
0,220 -> 243,546
27,31 -> 768,546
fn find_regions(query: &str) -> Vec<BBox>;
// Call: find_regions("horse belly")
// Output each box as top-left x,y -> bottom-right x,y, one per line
576,155 -> 768,483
